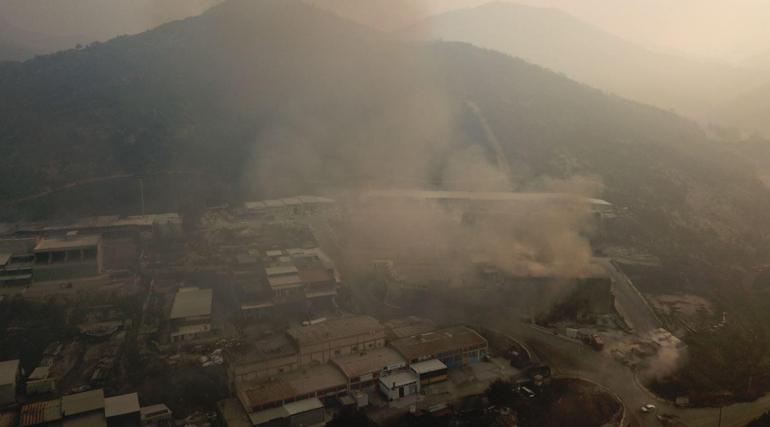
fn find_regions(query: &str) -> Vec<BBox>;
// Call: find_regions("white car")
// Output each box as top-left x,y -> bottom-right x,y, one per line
640,403 -> 656,413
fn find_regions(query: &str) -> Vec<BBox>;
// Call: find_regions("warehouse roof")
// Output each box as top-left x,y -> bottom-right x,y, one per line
61,389 -> 105,416
0,359 -> 19,386
286,316 -> 384,349
241,364 -> 346,410
332,347 -> 405,380
360,190 -> 612,207
169,287 -> 212,320
34,235 -> 100,252
389,326 -> 487,362
104,393 -> 140,418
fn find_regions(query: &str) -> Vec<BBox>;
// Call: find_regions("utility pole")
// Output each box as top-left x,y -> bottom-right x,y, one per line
139,178 -> 145,215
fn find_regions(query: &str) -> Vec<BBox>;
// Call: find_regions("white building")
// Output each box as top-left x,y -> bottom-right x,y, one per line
378,370 -> 419,401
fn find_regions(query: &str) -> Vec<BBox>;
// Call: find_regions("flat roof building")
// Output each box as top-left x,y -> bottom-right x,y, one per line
236,363 -> 346,414
286,315 -> 386,365
33,234 -> 103,282
105,392 -> 140,426
331,347 -> 406,389
379,371 -> 419,402
0,359 -> 20,405
389,326 -> 488,368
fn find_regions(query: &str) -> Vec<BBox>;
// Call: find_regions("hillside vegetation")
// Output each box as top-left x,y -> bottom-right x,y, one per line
401,2 -> 765,121
0,0 -> 769,293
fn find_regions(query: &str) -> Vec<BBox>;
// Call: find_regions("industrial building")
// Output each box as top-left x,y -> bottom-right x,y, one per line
239,248 -> 339,319
169,287 -> 213,342
331,347 -> 406,390
0,359 -> 20,406
32,234 -> 103,282
236,363 -> 346,415
104,392 -> 141,427
19,389 -> 161,427
0,238 -> 35,287
286,316 -> 386,365
226,315 -> 386,386
26,366 -> 56,395
389,326 -> 488,368
410,359 -> 449,386
244,195 -> 336,221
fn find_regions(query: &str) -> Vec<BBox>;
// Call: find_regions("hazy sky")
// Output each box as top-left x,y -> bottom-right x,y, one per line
1,0 -> 769,64
312,0 -> 770,64
516,0 -> 770,63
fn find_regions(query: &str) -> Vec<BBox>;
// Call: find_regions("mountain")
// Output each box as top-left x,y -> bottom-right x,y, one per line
0,0 -> 223,61
400,1 -> 764,120
715,82 -> 770,136
1,0 -> 769,293
0,17 -> 88,62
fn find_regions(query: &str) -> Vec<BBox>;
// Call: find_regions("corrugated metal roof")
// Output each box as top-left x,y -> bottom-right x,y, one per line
169,287 -> 212,320
20,399 -> 62,426
61,389 -> 105,416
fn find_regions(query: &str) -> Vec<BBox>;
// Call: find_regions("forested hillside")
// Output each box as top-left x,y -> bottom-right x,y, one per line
1,0 -> 769,292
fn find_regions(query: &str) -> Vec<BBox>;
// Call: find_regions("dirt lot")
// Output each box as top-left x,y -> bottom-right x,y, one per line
522,378 -> 622,427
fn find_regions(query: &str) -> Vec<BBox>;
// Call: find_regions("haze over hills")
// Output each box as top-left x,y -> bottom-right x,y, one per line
400,1 -> 766,121
0,0 -> 222,61
1,0 -> 770,292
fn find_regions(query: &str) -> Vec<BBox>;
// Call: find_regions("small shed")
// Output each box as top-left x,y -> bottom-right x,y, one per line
379,371 -> 419,401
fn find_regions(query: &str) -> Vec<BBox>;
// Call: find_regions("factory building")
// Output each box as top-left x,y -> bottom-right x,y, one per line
20,389 -> 160,427
240,248 -> 339,319
33,234 -> 103,282
286,316 -> 386,365
389,326 -> 488,368
235,363 -> 346,418
0,238 -> 35,287
169,287 -> 213,342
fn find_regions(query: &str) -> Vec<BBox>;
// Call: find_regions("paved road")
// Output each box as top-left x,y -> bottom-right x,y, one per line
597,258 -> 662,335
488,316 -> 770,427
